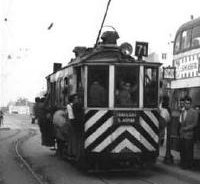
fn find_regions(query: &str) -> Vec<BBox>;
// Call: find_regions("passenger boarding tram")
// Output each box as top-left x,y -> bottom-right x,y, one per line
46,31 -> 162,170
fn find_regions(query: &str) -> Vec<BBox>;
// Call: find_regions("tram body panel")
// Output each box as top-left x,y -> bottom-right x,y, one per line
84,109 -> 159,157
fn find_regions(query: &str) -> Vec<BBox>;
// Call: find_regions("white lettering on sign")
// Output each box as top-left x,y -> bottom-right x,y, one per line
180,62 -> 198,72
117,118 -> 135,123
116,112 -> 137,118
115,111 -> 138,124
174,55 -> 199,79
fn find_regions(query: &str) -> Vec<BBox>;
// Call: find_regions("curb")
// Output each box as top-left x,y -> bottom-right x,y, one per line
156,157 -> 200,184
0,127 -> 11,131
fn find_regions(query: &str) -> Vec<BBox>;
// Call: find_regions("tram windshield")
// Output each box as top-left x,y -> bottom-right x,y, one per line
115,66 -> 139,107
144,67 -> 158,108
87,65 -> 109,107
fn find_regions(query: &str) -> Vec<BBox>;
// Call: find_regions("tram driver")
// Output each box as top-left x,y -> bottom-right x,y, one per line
88,80 -> 106,107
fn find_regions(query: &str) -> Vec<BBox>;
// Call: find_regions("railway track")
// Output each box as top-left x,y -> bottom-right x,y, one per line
95,172 -> 160,184
14,128 -> 50,184
13,129 -> 158,184
11,129 -> 200,184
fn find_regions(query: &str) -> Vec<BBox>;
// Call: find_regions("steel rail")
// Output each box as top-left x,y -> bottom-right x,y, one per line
0,129 -> 21,142
14,129 -> 47,184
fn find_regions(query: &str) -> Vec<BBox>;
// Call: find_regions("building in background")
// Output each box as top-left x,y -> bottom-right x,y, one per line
8,98 -> 34,115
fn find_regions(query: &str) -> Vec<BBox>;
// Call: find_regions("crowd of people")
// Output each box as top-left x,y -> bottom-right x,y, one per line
159,95 -> 199,170
32,93 -> 84,160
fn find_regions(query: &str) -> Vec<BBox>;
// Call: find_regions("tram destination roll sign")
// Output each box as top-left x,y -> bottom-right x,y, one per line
114,111 -> 139,125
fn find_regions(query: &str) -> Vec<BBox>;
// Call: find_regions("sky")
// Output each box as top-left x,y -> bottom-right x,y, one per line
0,0 -> 200,106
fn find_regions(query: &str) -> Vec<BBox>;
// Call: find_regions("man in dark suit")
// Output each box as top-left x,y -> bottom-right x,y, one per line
179,96 -> 198,169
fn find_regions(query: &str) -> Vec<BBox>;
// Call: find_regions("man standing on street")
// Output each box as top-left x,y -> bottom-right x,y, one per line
179,96 -> 198,169
0,110 -> 4,127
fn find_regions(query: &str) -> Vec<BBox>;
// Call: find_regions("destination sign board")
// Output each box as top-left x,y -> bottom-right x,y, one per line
114,111 -> 139,125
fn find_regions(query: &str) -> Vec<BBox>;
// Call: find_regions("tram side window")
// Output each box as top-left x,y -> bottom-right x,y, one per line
87,66 -> 109,107
115,66 -> 139,107
181,29 -> 192,50
144,67 -> 158,108
174,33 -> 181,54
192,26 -> 200,48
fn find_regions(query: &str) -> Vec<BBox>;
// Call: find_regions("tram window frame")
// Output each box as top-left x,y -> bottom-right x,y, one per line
174,33 -> 181,54
114,65 -> 139,108
143,67 -> 158,108
181,29 -> 192,51
192,25 -> 200,48
87,65 -> 109,108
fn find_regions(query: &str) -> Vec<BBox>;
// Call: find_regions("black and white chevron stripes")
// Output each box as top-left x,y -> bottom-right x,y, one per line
84,110 -> 159,154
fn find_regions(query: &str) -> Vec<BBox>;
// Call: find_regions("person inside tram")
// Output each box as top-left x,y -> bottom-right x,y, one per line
89,80 -> 106,107
117,82 -> 132,106
129,82 -> 138,105
116,81 -> 138,107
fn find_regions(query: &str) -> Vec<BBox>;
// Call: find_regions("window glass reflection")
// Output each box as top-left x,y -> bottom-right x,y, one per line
115,66 -> 139,107
144,67 -> 158,107
88,66 -> 109,107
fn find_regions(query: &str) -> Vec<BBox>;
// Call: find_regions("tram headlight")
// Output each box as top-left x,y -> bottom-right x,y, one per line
120,42 -> 133,56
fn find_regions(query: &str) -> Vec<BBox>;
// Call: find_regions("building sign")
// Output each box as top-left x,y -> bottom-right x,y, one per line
114,111 -> 139,125
173,55 -> 199,79
163,66 -> 176,80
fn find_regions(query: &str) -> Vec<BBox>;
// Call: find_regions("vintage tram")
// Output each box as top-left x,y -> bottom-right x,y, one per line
46,31 -> 162,170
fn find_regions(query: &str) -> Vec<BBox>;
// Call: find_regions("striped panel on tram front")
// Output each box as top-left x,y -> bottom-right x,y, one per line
84,110 -> 159,154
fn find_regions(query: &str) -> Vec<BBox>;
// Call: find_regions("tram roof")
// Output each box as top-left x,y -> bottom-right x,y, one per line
176,17 -> 200,35
68,45 -> 161,66
46,44 -> 161,79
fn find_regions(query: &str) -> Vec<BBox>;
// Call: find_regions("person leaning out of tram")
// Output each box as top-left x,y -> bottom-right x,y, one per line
53,107 -> 70,156
66,94 -> 84,160
179,96 -> 198,169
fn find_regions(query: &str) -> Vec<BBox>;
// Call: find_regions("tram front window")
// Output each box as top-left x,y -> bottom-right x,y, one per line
144,67 -> 158,108
115,66 -> 139,107
87,66 -> 109,107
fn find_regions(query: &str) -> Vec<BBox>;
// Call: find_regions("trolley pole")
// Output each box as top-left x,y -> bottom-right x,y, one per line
95,0 -> 112,47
